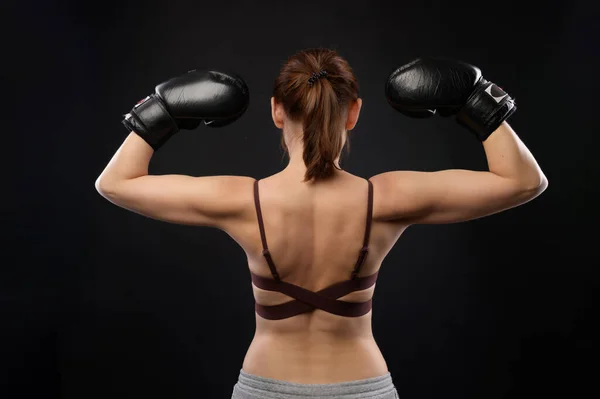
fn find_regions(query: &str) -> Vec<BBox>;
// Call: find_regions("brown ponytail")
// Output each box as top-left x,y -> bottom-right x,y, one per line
273,48 -> 360,182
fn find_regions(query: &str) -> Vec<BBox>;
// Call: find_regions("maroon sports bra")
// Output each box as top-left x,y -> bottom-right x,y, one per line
250,179 -> 379,320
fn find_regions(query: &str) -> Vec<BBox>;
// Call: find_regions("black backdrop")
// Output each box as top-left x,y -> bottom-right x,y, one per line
4,0 -> 598,398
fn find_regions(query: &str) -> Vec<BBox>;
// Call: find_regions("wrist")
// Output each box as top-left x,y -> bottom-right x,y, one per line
456,80 -> 517,141
122,94 -> 179,150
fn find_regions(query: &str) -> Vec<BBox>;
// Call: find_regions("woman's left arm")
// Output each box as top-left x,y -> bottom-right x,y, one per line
95,133 -> 254,228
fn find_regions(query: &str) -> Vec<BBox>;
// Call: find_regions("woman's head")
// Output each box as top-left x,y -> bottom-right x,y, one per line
272,48 -> 361,182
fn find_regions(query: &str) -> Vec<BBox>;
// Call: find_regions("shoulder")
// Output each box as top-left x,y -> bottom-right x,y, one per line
205,175 -> 257,231
214,175 -> 256,191
368,171 -> 424,222
212,175 -> 256,210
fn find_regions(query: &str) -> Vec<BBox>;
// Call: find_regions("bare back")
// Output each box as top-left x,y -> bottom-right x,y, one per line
225,170 -> 408,383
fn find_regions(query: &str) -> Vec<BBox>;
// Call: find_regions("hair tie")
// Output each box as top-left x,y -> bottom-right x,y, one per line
308,70 -> 329,87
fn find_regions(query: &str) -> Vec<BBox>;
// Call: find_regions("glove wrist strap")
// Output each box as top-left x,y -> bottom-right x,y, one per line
456,79 -> 517,141
122,95 -> 179,150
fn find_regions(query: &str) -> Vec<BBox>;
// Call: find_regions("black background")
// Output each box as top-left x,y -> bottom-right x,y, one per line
3,0 -> 598,398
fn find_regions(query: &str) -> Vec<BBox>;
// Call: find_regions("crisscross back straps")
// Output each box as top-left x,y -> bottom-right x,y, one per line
251,270 -> 379,319
351,179 -> 374,280
253,180 -> 280,280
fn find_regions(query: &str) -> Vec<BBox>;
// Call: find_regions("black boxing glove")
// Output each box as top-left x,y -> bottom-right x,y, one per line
385,58 -> 516,141
122,70 -> 249,150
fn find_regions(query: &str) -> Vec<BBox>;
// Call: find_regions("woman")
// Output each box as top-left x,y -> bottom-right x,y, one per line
96,48 -> 547,398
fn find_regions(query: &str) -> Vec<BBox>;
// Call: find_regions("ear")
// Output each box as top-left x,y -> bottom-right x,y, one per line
345,98 -> 362,131
271,97 -> 284,129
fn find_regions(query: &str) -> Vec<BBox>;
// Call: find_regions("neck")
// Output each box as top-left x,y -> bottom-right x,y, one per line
281,128 -> 344,178
282,148 -> 343,181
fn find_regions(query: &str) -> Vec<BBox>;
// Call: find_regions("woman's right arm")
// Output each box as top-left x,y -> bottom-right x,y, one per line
371,122 -> 548,224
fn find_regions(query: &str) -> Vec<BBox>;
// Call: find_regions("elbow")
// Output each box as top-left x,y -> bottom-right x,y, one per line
95,176 -> 107,194
538,173 -> 549,193
533,172 -> 549,193
95,176 -> 118,198
521,173 -> 548,200
94,176 -> 103,193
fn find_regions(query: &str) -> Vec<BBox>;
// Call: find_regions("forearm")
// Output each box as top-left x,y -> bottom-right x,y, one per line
95,133 -> 154,189
482,122 -> 547,189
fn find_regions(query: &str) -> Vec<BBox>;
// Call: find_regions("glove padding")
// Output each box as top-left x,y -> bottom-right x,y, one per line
385,57 -> 516,140
123,70 -> 249,150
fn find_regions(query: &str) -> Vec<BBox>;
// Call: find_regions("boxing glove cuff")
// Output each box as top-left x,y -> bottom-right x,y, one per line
456,79 -> 516,141
122,94 -> 179,150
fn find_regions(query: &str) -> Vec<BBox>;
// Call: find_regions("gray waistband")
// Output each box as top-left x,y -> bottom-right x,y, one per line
234,369 -> 397,399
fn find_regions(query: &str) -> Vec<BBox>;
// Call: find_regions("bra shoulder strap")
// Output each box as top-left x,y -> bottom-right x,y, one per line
253,180 -> 280,280
351,179 -> 374,279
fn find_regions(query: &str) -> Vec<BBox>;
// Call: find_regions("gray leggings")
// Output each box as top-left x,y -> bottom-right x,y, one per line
231,369 -> 400,398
